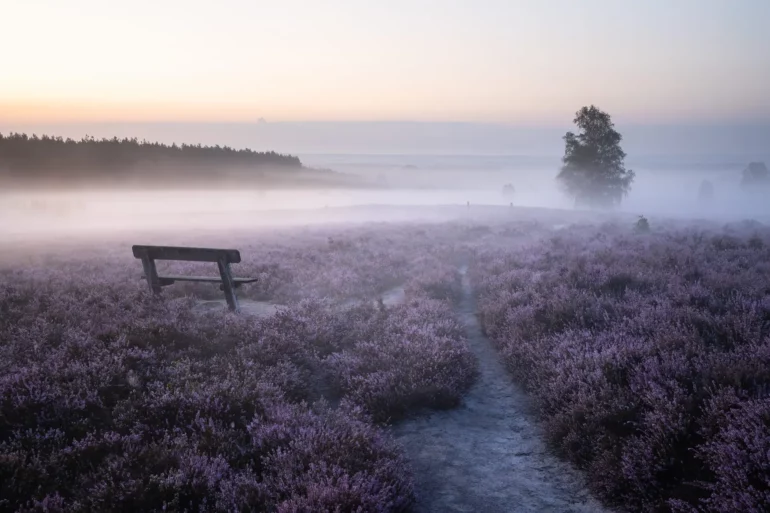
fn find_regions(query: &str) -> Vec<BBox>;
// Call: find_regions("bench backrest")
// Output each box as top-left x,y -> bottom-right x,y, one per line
132,245 -> 241,264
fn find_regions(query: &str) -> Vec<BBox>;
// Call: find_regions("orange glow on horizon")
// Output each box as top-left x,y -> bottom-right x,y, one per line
0,99 -> 573,125
1,100 -> 267,124
3,99 -> 767,127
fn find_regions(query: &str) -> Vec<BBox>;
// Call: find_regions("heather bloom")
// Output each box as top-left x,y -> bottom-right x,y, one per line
0,223 -> 483,511
472,221 -> 770,512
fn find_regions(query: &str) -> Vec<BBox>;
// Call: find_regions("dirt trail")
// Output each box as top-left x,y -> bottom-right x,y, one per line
193,285 -> 406,317
393,267 -> 608,513
193,299 -> 284,317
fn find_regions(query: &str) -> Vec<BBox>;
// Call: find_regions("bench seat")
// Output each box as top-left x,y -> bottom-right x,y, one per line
141,275 -> 258,288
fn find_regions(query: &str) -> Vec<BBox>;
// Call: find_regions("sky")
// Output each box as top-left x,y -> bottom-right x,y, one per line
2,0 -> 769,126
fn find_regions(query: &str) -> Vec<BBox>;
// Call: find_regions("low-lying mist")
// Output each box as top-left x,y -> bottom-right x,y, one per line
0,184 -> 766,244
2,158 -> 768,245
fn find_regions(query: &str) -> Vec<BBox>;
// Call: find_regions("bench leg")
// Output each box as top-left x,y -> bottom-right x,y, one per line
140,257 -> 162,294
217,258 -> 239,312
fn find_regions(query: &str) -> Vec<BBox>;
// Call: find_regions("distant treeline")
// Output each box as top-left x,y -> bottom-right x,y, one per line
0,132 -> 307,187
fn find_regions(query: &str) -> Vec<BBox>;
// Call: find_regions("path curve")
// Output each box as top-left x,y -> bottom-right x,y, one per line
393,267 -> 609,513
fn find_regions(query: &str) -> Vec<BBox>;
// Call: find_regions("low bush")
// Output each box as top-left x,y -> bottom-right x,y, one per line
324,299 -> 477,422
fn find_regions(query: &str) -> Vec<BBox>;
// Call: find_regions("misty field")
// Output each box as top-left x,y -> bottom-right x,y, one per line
1,217 -> 769,512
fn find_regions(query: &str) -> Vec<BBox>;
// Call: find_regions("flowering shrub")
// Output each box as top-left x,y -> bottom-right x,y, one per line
404,260 -> 463,303
324,299 -> 477,422
472,222 -> 770,512
0,288 -> 414,511
0,223 -> 486,511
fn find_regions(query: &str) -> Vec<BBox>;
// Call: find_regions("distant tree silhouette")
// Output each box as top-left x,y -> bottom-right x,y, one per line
557,106 -> 635,208
741,162 -> 768,189
0,132 -> 303,186
698,179 -> 714,203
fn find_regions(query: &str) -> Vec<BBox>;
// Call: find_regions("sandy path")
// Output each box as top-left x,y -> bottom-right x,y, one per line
393,267 -> 608,513
193,284 -> 406,318
193,299 -> 285,317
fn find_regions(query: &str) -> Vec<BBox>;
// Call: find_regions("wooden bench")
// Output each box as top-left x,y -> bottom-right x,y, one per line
132,245 -> 258,312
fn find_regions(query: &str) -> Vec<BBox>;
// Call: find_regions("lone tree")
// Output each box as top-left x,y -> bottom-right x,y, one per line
557,106 -> 635,208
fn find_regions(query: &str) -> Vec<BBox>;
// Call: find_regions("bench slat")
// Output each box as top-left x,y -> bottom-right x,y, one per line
140,275 -> 258,287
132,245 -> 241,264
154,275 -> 258,284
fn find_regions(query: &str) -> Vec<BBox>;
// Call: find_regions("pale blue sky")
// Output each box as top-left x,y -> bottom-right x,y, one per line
2,0 -> 769,124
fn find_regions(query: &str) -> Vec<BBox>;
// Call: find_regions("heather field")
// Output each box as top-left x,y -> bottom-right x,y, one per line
1,214 -> 769,512
473,219 -> 770,512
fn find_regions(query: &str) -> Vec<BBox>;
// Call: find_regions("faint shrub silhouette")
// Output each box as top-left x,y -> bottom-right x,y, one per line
634,215 -> 650,233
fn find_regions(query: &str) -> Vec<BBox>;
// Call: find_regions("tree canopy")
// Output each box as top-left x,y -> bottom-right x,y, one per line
0,132 -> 304,187
557,106 -> 635,208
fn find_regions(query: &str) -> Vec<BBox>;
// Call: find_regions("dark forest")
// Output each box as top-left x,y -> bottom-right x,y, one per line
0,132 -> 347,188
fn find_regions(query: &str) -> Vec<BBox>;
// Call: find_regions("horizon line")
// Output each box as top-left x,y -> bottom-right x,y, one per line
4,119 -> 770,130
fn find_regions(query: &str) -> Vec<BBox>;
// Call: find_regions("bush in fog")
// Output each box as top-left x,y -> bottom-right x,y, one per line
472,223 -> 770,512
742,161 -> 769,189
557,106 -> 635,209
634,215 -> 650,233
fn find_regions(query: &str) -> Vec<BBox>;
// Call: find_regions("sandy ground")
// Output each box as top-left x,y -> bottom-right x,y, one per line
339,285 -> 406,309
381,286 -> 406,306
193,285 -> 405,317
392,267 -> 609,513
192,298 -> 285,317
